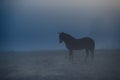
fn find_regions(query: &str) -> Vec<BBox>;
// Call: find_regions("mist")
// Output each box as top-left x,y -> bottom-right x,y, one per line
1,0 -> 120,51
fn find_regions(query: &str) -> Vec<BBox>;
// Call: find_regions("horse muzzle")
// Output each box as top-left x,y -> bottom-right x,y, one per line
60,40 -> 62,43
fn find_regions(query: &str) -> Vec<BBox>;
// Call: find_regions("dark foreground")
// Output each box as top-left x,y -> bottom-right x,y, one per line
0,50 -> 120,80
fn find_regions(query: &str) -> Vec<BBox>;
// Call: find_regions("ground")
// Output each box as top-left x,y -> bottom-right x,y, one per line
0,50 -> 120,80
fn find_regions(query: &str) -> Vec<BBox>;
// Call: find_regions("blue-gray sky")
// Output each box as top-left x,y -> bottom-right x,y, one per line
1,0 -> 120,51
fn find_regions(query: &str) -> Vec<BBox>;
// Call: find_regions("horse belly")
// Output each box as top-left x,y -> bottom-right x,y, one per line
69,43 -> 84,50
71,42 -> 90,50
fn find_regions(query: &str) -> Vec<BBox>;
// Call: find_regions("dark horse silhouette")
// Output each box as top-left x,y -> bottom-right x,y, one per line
59,32 -> 95,60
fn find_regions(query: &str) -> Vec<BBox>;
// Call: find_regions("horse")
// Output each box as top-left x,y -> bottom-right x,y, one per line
59,32 -> 95,60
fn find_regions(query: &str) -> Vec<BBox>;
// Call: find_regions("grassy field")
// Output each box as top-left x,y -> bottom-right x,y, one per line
0,50 -> 120,80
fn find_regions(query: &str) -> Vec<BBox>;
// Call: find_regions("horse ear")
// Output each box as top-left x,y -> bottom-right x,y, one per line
58,32 -> 64,34
61,32 -> 64,34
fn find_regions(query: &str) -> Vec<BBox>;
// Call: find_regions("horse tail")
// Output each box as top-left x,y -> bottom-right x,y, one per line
90,39 -> 95,58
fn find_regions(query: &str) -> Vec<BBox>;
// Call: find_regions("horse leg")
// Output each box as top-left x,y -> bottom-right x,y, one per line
85,49 -> 89,59
69,50 -> 73,61
90,48 -> 94,59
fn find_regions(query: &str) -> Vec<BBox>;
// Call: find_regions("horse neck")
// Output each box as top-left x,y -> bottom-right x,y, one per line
64,33 -> 74,39
63,34 -> 75,44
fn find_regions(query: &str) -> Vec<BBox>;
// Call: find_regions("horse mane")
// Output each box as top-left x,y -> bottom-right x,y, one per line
62,32 -> 75,39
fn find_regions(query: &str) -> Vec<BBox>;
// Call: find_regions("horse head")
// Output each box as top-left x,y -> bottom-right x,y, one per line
59,32 -> 64,43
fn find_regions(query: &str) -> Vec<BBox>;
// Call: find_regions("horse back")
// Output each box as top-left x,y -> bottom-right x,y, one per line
71,37 -> 95,50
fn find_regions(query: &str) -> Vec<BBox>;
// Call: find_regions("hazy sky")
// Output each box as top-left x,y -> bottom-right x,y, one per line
1,0 -> 120,51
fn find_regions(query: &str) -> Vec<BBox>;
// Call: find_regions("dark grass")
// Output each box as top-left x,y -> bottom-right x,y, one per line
0,50 -> 120,80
